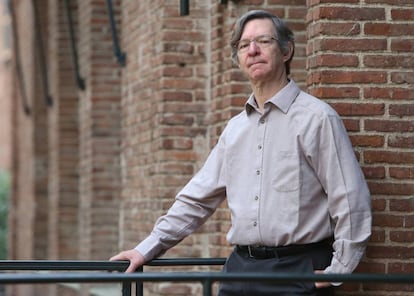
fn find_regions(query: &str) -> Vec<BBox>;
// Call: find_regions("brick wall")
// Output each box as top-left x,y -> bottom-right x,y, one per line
5,0 -> 414,295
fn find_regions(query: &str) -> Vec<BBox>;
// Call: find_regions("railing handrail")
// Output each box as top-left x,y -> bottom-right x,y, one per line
0,270 -> 413,284
0,258 -> 413,296
0,258 -> 227,271
0,260 -> 129,271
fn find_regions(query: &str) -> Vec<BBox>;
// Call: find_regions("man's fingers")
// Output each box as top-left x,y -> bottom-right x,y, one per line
109,252 -> 128,262
314,270 -> 332,289
125,262 -> 139,273
109,249 -> 145,273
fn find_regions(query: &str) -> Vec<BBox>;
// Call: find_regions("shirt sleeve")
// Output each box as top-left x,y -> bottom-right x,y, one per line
135,136 -> 227,262
310,113 -> 372,274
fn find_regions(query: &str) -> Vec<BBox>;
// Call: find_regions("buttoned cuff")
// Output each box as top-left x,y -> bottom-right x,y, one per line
135,234 -> 165,262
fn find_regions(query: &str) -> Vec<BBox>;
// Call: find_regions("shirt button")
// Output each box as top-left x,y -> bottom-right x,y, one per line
260,119 -> 265,124
253,222 -> 257,227
255,196 -> 259,201
256,170 -> 260,175
258,145 -> 262,150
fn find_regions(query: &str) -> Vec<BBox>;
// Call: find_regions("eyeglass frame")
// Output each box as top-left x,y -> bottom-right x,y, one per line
235,35 -> 279,53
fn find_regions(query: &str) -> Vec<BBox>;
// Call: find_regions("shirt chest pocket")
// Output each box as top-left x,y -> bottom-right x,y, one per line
272,152 -> 300,192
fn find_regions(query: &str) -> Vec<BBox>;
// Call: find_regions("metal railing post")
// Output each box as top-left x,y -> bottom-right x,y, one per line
180,0 -> 189,16
136,266 -> 144,296
122,281 -> 131,296
203,279 -> 212,296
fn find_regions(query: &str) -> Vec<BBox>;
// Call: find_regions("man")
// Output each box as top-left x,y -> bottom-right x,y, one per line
111,10 -> 372,296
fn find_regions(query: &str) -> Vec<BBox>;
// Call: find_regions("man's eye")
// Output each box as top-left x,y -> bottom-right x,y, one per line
238,43 -> 249,49
257,38 -> 271,44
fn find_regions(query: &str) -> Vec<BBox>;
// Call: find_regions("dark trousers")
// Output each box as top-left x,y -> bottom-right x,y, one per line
217,242 -> 335,296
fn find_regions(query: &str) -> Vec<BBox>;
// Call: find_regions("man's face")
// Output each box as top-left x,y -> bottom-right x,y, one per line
237,18 -> 287,83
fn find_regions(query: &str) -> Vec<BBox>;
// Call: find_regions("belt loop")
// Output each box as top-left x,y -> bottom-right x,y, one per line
247,245 -> 253,258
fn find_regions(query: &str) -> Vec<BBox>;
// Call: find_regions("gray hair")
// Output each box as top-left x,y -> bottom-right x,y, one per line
230,10 -> 295,75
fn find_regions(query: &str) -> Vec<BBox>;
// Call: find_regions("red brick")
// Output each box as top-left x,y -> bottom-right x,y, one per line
368,229 -> 386,243
405,215 -> 414,227
391,38 -> 414,52
390,168 -> 414,182
366,0 -> 414,4
390,198 -> 414,212
330,102 -> 384,116
389,262 -> 414,273
308,0 -> 359,5
342,119 -> 360,132
317,38 -> 387,52
389,135 -> 414,149
318,22 -> 361,36
366,245 -> 414,259
362,166 -> 386,179
319,6 -> 385,20
391,8 -> 414,20
389,104 -> 414,117
160,114 -> 195,126
365,23 -> 414,36
268,0 -> 304,5
372,213 -> 405,227
368,181 -> 414,195
313,70 -> 387,84
391,71 -> 414,84
364,54 -> 414,69
309,86 -> 359,99
308,54 -> 359,68
161,138 -> 193,150
365,119 -> 414,132
371,198 -> 387,211
364,87 -> 414,100
349,135 -> 384,147
365,150 -> 414,164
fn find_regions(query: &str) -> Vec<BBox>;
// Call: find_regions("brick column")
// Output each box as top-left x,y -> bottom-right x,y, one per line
307,1 -> 414,295
78,0 -> 122,261
47,0 -> 80,262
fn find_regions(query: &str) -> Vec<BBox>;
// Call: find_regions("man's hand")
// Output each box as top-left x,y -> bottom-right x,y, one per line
110,249 -> 145,273
314,270 -> 332,289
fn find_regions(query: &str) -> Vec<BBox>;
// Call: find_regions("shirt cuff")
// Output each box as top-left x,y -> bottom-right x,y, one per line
135,234 -> 165,262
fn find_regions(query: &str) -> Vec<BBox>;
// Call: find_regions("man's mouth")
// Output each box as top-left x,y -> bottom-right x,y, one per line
248,60 -> 265,68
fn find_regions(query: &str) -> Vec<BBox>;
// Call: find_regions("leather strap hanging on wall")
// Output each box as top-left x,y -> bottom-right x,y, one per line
32,0 -> 53,107
8,0 -> 31,115
105,0 -> 126,67
63,0 -> 86,91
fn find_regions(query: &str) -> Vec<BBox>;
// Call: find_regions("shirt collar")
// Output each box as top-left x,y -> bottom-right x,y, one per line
245,80 -> 301,115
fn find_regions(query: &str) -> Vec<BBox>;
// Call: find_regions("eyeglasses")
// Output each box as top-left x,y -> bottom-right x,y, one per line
236,35 -> 278,53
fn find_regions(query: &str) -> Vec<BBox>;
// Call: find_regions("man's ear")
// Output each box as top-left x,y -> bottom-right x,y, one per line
283,41 -> 294,63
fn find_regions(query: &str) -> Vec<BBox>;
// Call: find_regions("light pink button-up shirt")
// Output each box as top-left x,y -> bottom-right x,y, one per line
136,80 -> 372,274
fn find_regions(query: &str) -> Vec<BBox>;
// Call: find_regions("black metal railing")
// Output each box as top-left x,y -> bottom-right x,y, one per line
0,259 -> 413,296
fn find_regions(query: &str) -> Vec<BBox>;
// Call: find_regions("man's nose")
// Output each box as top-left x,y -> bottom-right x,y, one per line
247,41 -> 260,55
